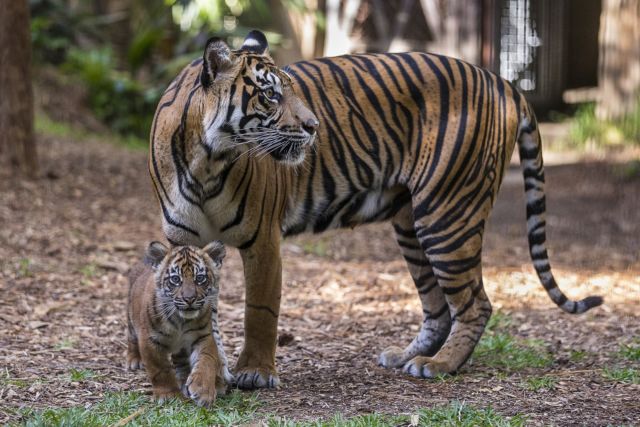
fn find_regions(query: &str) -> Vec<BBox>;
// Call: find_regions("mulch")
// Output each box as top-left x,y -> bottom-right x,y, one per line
0,134 -> 638,425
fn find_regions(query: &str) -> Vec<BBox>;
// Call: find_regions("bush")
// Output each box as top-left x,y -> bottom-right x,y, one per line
64,48 -> 161,139
569,101 -> 640,147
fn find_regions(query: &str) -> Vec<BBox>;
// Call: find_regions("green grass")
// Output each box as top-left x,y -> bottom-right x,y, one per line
602,367 -> 639,384
21,391 -> 256,427
19,394 -> 525,427
618,342 -> 640,361
522,375 -> 557,392
67,368 -> 98,382
469,312 -> 553,371
35,113 -> 147,150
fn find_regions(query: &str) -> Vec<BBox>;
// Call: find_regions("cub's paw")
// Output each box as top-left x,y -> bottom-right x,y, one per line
126,355 -> 143,371
186,371 -> 217,407
234,366 -> 279,389
378,346 -> 408,369
402,356 -> 451,378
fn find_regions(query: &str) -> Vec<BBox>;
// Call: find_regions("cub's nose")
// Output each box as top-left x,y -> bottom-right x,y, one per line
302,118 -> 319,135
183,296 -> 196,306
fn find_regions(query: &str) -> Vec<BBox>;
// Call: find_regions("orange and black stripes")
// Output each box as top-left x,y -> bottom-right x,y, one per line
149,31 -> 602,383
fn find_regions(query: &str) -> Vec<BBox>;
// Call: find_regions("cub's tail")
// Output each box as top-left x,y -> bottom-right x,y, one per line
516,106 -> 603,314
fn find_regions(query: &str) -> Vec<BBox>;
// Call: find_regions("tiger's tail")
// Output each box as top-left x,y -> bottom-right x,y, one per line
516,105 -> 603,314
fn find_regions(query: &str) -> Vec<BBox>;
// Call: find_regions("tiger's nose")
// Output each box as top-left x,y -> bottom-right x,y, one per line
302,118 -> 319,135
183,295 -> 196,306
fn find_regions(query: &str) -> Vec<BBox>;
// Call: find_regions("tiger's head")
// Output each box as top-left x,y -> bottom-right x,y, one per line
200,30 -> 318,165
143,241 -> 226,320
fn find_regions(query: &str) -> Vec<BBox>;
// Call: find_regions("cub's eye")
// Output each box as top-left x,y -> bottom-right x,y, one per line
169,275 -> 181,286
195,274 -> 208,285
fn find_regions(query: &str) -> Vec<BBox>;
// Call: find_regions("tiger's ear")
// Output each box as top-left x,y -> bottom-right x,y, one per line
201,37 -> 236,88
241,30 -> 269,55
143,241 -> 168,269
203,240 -> 226,269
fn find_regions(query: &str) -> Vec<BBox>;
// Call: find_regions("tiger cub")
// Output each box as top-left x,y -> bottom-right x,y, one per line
126,240 -> 230,406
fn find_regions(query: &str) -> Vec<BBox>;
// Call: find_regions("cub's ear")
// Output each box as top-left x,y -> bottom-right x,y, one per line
203,240 -> 226,268
241,30 -> 269,55
201,37 -> 236,88
143,241 -> 168,269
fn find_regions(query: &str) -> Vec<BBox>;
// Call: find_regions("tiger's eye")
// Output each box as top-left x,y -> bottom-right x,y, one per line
195,274 -> 208,285
169,275 -> 181,286
264,88 -> 275,99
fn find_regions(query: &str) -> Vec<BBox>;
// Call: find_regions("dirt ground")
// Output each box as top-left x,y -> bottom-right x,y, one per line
0,132 -> 638,425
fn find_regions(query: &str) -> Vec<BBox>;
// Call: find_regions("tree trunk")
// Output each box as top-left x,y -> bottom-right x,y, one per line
0,0 -> 37,175
597,0 -> 640,120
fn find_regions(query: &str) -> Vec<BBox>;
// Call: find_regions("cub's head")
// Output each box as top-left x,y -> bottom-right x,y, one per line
200,30 -> 318,165
143,241 -> 226,320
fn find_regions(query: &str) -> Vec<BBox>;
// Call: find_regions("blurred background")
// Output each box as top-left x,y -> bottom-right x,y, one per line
0,0 -> 639,171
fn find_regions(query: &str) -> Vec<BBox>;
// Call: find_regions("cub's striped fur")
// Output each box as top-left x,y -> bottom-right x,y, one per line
149,30 -> 602,387
127,241 -> 231,405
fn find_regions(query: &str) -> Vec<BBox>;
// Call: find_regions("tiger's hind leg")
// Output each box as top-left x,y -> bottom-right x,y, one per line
402,216 -> 492,378
378,205 -> 452,369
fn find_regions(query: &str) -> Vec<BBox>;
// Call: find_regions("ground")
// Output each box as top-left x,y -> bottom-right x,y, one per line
0,130 -> 638,426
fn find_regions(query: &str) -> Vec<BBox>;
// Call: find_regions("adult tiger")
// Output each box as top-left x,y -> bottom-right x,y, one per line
149,30 -> 602,388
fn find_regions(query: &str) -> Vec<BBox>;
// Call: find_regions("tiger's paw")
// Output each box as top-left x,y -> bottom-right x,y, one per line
186,371 -> 217,407
234,366 -> 279,389
378,346 -> 409,369
153,389 -> 183,404
126,355 -> 143,371
402,356 -> 451,378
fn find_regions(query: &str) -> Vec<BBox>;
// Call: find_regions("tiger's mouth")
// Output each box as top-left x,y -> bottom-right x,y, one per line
267,133 -> 315,165
177,307 -> 202,319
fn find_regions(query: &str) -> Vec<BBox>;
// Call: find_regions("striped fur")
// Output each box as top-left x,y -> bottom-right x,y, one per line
127,241 -> 232,405
149,31 -> 602,386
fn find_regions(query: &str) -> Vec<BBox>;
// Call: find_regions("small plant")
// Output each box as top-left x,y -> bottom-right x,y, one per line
602,367 -> 639,384
523,376 -> 557,391
1,370 -> 29,388
68,368 -> 97,382
79,263 -> 98,279
55,338 -> 76,350
569,350 -> 588,362
17,258 -> 33,278
618,342 -> 640,361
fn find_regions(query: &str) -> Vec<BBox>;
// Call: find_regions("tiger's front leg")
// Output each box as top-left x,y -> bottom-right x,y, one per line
235,235 -> 282,389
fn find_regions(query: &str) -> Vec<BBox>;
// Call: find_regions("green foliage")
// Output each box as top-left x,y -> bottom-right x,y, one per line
569,101 -> 640,147
602,367 -> 639,384
523,376 -> 557,391
68,368 -> 97,382
618,342 -> 640,361
63,48 -> 161,139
